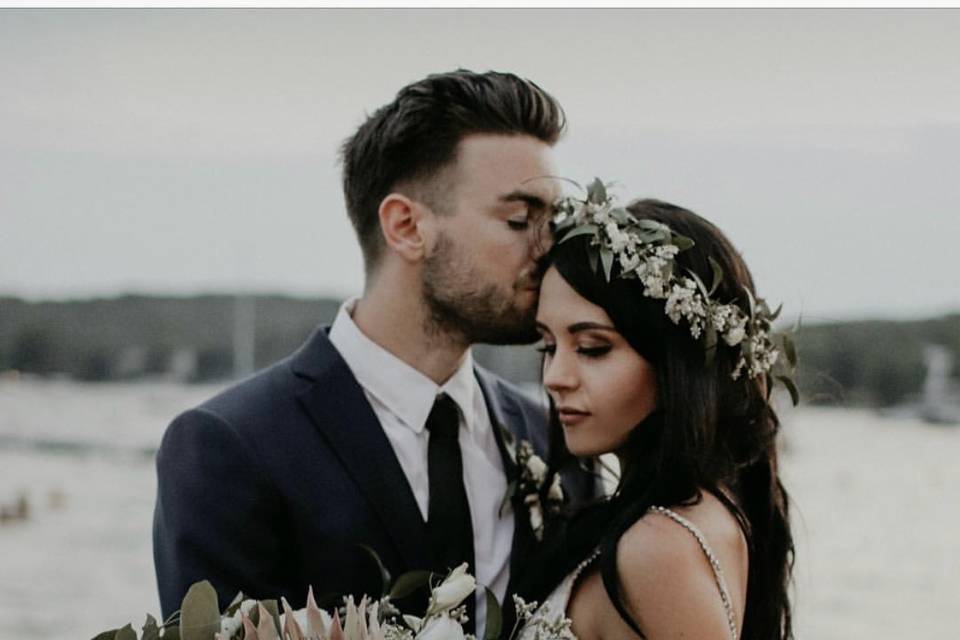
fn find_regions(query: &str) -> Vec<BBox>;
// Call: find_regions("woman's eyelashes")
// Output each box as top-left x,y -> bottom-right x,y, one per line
507,217 -> 530,230
535,342 -> 612,358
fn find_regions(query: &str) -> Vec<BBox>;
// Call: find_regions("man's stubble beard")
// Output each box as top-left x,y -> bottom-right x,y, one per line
421,231 -> 541,346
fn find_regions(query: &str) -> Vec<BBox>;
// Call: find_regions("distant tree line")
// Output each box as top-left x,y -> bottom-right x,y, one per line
1,295 -> 957,407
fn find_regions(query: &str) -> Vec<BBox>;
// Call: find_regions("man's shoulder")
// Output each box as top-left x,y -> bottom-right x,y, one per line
474,365 -> 546,414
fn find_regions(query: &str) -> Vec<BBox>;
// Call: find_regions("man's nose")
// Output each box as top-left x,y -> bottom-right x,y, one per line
529,217 -> 554,261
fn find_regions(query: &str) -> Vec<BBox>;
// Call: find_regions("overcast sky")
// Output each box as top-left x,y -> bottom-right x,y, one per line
2,9 -> 959,322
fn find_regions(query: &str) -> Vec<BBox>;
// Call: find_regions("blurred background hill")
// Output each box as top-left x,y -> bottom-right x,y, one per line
2,294 -> 957,409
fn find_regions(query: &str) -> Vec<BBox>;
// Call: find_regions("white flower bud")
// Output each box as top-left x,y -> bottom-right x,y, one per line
416,614 -> 465,640
430,564 -> 476,613
525,454 -> 547,482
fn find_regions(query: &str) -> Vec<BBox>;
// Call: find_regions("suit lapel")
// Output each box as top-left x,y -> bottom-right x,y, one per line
474,368 -> 540,581
292,328 -> 432,572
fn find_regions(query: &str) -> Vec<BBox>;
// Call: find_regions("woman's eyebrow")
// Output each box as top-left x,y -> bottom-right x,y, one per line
567,321 -> 617,334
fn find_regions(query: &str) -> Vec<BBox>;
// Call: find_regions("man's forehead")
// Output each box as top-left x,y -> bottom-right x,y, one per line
503,176 -> 562,202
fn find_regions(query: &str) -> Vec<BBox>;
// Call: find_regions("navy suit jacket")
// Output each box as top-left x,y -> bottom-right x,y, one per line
153,325 -> 589,620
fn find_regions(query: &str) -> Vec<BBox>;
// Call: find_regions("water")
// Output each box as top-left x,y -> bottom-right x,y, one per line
1,379 -> 957,639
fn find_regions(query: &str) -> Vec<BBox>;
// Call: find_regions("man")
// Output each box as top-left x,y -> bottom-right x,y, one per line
153,69 -> 589,637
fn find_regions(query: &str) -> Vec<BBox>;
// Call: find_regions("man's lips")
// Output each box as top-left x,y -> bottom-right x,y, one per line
557,407 -> 590,425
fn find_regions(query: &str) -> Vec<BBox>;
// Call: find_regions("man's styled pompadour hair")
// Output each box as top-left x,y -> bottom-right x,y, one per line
340,69 -> 566,275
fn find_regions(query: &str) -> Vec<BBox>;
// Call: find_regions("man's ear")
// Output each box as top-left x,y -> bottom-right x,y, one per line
379,192 -> 429,263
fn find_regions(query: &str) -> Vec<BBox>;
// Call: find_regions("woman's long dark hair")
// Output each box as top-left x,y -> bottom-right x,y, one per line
516,199 -> 794,639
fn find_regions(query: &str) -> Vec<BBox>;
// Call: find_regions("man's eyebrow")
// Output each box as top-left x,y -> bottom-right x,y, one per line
500,190 -> 549,210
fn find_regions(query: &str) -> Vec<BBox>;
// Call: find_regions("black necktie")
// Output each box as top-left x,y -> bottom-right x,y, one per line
425,393 -> 476,632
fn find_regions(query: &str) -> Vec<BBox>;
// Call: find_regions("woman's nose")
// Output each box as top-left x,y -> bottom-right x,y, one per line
543,350 -> 577,393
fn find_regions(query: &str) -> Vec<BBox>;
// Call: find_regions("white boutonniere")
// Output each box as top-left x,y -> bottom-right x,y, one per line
499,427 -> 565,541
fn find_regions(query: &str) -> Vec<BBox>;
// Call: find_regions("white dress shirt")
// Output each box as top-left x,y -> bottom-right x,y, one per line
328,300 -> 514,636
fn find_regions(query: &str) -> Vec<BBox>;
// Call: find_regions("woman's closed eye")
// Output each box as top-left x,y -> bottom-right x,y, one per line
535,343 -> 612,358
507,217 -> 530,230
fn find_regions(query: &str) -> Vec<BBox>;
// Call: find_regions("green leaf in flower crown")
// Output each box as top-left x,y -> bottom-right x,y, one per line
777,375 -> 800,406
483,586 -> 503,640
600,248 -> 614,281
782,333 -> 797,368
743,287 -> 757,317
359,544 -> 392,596
558,223 -> 598,244
113,624 -> 137,640
609,207 -> 632,225
769,303 -> 783,322
635,218 -> 667,233
708,256 -> 724,297
160,624 -> 180,640
586,177 -> 607,204
142,614 -> 160,640
672,234 -> 695,252
389,570 -> 433,600
178,581 -> 221,640
91,630 -> 118,640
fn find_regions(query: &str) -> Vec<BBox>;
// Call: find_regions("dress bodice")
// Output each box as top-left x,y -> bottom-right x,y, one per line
516,506 -> 739,640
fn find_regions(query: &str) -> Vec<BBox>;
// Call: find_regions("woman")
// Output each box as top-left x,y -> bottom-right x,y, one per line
513,184 -> 795,640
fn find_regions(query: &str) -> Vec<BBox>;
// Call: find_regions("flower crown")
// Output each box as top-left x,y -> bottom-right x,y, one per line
551,178 -> 798,401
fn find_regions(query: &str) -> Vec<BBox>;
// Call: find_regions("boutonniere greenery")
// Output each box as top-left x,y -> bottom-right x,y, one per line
498,426 -> 564,541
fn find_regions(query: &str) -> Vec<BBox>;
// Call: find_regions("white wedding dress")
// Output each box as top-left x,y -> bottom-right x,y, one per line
517,506 -> 739,640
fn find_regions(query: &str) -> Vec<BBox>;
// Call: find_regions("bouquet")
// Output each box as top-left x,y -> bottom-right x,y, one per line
93,562 -> 486,640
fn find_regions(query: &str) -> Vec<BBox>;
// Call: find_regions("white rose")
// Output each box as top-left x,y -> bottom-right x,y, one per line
416,614 -> 465,640
525,454 -> 547,483
529,503 -> 544,536
430,564 -> 476,613
548,474 -> 564,502
724,323 -> 746,346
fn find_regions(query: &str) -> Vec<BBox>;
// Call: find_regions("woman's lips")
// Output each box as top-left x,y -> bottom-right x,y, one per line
558,407 -> 590,426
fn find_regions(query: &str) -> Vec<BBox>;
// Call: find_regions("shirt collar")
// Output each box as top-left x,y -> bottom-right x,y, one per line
328,298 -> 477,435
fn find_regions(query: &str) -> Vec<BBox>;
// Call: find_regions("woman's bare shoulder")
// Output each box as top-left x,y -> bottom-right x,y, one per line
613,494 -> 747,638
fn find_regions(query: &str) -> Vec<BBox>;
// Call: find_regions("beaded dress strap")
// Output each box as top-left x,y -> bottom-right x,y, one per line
649,505 -> 739,640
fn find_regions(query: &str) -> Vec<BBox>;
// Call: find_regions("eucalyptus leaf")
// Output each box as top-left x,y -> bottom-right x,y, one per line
744,287 -> 757,316
600,249 -> 614,282
636,218 -> 667,232
586,177 -> 607,204
142,614 -> 160,640
769,303 -> 783,322
113,624 -> 137,640
777,375 -> 800,406
358,544 -> 392,596
389,570 -> 433,600
610,207 -> 630,224
708,256 -> 724,297
672,234 -> 695,252
179,581 -> 221,640
558,223 -> 598,244
91,630 -> 118,640
483,587 -> 503,640
687,268 -> 711,299
783,334 -> 797,368
161,624 -> 180,640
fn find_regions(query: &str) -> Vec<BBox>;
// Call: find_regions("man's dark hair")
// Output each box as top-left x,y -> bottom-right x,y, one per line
340,69 -> 566,275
